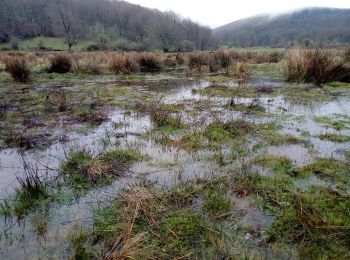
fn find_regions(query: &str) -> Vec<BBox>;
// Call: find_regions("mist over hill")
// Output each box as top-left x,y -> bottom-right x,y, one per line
215,8 -> 350,47
0,0 -> 216,51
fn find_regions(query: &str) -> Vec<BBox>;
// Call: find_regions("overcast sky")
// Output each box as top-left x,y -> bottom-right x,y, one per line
126,0 -> 350,28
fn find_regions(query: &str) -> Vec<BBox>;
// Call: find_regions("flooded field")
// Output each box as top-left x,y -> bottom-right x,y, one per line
0,65 -> 350,258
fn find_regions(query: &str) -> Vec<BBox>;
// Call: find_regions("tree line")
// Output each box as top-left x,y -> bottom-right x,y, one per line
0,0 -> 217,51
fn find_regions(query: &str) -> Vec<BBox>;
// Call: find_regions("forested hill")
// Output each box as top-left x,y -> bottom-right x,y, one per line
0,0 -> 216,51
215,8 -> 350,47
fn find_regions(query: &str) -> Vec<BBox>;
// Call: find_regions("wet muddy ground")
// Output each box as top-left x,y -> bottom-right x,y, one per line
0,71 -> 349,258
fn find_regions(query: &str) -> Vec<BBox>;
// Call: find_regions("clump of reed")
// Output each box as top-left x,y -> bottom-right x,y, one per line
138,53 -> 162,71
286,48 -> 350,86
231,62 -> 251,83
344,47 -> 350,63
188,53 -> 209,74
48,54 -> 72,73
4,56 -> 31,82
71,53 -> 102,74
108,54 -> 139,75
208,51 -> 231,72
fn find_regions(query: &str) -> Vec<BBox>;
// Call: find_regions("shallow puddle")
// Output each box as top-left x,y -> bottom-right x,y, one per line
0,75 -> 349,258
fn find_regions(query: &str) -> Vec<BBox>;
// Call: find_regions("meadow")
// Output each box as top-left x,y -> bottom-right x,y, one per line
0,48 -> 349,259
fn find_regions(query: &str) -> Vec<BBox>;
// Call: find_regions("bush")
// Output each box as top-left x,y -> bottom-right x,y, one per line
4,56 -> 31,82
108,54 -> 138,75
49,54 -> 72,73
286,48 -> 349,86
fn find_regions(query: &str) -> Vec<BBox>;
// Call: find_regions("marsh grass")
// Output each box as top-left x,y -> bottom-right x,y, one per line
135,101 -> 185,130
73,183 -> 236,258
254,155 -> 293,175
188,53 -> 209,74
318,133 -> 350,142
294,158 -> 350,186
74,109 -> 108,126
108,54 -> 138,75
0,160 -> 54,217
267,186 -> 350,258
230,62 -> 251,83
315,116 -> 350,130
227,99 -> 266,115
3,128 -> 51,150
48,54 -> 72,73
68,226 -> 94,259
60,149 -> 138,188
169,119 -> 276,151
4,56 -> 31,82
286,48 -> 350,86
138,53 -> 162,71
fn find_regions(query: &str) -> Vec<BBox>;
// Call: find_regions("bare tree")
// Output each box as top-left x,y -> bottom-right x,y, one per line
153,12 -> 181,52
57,1 -> 79,50
2,0 -> 218,51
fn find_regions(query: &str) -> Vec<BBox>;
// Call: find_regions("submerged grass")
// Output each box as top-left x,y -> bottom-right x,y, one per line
60,149 -> 138,190
318,133 -> 350,142
254,154 -> 293,175
315,116 -> 350,130
267,186 -> 350,259
0,162 -> 56,217
68,181 -> 247,259
294,158 -> 350,187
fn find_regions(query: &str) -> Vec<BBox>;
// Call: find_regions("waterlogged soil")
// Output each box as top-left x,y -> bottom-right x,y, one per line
0,73 -> 349,258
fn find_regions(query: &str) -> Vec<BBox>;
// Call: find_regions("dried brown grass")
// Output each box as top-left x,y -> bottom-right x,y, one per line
108,54 -> 139,75
4,56 -> 31,82
286,48 -> 350,86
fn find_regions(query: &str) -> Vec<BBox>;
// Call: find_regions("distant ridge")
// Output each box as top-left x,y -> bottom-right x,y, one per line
215,7 -> 350,47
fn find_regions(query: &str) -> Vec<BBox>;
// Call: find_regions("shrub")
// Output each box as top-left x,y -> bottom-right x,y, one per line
286,48 -> 350,86
4,56 -> 31,82
108,54 -> 138,75
49,54 -> 72,73
138,53 -> 162,71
